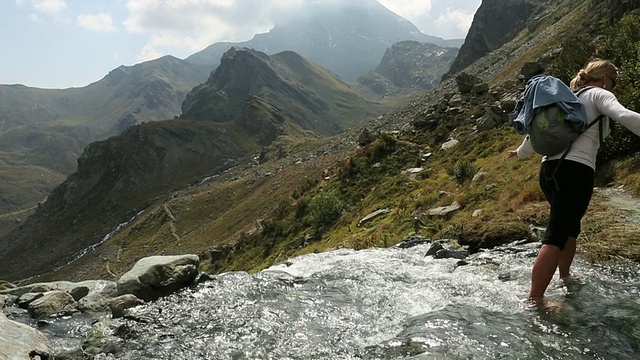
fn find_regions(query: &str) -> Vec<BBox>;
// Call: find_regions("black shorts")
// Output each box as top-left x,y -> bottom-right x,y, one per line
539,159 -> 594,251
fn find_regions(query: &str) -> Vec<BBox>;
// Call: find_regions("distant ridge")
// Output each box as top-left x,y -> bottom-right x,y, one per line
186,0 -> 463,82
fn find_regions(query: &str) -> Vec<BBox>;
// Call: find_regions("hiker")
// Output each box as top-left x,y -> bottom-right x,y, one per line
507,59 -> 640,308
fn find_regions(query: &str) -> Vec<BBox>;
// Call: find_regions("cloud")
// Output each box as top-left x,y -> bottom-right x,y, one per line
121,0 -> 480,62
123,0 -> 293,57
32,0 -> 67,14
431,8 -> 475,38
378,0 -> 432,18
77,13 -> 117,32
137,43 -> 164,63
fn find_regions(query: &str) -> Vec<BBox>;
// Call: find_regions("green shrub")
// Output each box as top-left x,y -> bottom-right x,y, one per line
596,13 -> 640,164
307,189 -> 346,228
452,159 -> 477,185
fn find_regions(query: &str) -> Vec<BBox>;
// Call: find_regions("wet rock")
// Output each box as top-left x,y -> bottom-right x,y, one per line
434,249 -> 468,260
83,320 -> 125,356
28,290 -> 77,319
397,235 -> 430,249
117,254 -> 200,301
0,312 -> 54,359
69,286 -> 90,301
456,260 -> 469,267
17,292 -> 44,309
77,281 -> 118,313
110,294 -> 144,318
194,272 -> 215,284
0,280 -> 116,299
1,294 -> 18,308
425,242 -> 445,256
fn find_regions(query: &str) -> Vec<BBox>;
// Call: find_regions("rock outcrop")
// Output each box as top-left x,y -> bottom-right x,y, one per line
116,254 -> 200,301
445,0 -> 544,77
0,312 -> 54,359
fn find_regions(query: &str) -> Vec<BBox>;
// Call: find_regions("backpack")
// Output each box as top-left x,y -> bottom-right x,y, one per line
509,76 -> 604,157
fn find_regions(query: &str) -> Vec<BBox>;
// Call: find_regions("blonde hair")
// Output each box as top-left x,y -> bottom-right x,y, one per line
570,59 -> 619,90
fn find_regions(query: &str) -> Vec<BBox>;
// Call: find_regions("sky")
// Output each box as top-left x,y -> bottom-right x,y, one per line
0,0 -> 482,89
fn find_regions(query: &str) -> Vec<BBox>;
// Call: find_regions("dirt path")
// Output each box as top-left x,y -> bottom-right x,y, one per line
0,205 -> 37,219
595,187 -> 640,227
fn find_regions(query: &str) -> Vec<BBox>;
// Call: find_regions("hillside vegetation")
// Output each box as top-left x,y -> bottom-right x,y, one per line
5,0 -> 640,283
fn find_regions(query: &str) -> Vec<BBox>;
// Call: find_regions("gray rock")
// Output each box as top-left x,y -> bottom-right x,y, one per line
0,280 -> 17,291
470,82 -> 489,94
477,114 -> 500,132
117,254 -> 200,301
434,249 -> 468,260
69,286 -> 90,301
397,235 -> 430,249
357,208 -> 391,227
440,139 -> 459,151
426,201 -> 462,217
28,290 -> 77,319
17,292 -> 44,309
520,61 -> 545,80
83,320 -> 125,356
425,242 -> 445,256
110,294 -> 145,318
456,72 -> 482,94
0,294 -> 18,308
0,280 -> 117,299
77,280 -> 118,313
0,312 -> 54,359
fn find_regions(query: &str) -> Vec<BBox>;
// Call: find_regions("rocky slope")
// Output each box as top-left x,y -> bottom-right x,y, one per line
445,0 -> 550,78
357,41 -> 458,96
182,47 -> 380,135
0,49 -> 382,282
3,0 -> 640,285
0,2 -> 457,236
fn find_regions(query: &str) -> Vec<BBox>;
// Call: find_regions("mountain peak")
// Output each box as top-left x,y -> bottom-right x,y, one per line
186,2 -> 462,82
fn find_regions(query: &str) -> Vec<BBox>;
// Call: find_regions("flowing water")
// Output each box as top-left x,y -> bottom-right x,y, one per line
10,240 -> 640,359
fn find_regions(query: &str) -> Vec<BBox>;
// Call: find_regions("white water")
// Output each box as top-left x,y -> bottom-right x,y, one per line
57,241 -> 638,359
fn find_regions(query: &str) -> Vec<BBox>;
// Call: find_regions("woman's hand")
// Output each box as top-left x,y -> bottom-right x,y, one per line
507,150 -> 518,158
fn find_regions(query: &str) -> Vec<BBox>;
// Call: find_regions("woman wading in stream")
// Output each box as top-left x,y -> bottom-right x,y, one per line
507,59 -> 640,308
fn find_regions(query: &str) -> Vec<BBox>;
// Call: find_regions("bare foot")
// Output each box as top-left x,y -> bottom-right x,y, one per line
523,297 -> 564,313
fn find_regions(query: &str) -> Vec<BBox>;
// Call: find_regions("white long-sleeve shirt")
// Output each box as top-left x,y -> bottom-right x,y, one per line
516,87 -> 640,170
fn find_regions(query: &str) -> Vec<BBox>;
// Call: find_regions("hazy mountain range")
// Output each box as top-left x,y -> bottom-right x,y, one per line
0,0 -> 568,281
0,1 -> 462,235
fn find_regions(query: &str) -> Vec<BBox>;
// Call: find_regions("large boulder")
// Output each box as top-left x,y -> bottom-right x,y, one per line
0,312 -> 54,359
28,290 -> 77,318
117,255 -> 200,301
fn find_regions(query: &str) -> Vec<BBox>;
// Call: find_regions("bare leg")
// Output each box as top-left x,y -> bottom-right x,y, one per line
528,244 -> 561,302
558,237 -> 576,279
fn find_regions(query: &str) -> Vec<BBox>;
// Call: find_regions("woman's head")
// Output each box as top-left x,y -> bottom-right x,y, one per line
569,59 -> 618,90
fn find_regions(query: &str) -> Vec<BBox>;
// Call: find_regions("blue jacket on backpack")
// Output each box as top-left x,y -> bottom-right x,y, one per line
509,75 -> 589,135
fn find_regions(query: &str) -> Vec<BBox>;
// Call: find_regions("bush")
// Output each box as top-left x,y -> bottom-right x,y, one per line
452,159 -> 477,185
307,189 -> 346,228
596,14 -> 640,164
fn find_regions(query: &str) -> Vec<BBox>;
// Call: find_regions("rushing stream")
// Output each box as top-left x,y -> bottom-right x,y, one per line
8,240 -> 640,359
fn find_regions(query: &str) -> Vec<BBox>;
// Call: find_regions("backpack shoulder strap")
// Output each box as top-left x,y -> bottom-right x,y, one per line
574,86 -> 596,96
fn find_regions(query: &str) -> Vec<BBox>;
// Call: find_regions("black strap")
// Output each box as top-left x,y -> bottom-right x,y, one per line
548,115 -> 604,191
